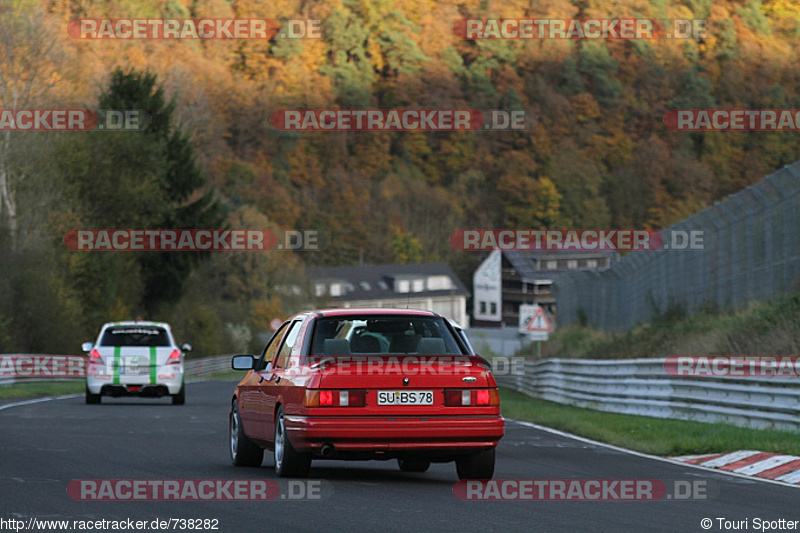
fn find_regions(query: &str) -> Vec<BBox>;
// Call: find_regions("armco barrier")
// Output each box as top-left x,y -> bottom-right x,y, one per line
184,354 -> 235,377
493,358 -> 800,432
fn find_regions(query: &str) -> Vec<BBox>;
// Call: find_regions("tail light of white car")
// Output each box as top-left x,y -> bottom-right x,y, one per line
166,349 -> 181,365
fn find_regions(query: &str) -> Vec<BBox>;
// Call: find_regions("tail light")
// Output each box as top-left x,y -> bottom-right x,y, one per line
304,390 -> 366,407
166,350 -> 181,365
89,349 -> 102,362
444,388 -> 499,407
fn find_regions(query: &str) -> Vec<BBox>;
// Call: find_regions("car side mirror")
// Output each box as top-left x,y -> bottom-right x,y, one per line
180,342 -> 192,353
231,354 -> 257,371
81,342 -> 94,353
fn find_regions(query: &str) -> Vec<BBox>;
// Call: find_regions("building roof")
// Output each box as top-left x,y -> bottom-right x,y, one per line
307,262 -> 469,302
503,250 -> 619,282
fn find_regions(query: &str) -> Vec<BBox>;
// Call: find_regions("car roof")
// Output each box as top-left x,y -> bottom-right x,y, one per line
311,308 -> 440,318
101,321 -> 171,329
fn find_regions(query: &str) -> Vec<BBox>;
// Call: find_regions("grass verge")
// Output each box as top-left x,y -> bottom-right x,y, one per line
0,380 -> 84,399
500,388 -> 800,457
517,290 -> 800,360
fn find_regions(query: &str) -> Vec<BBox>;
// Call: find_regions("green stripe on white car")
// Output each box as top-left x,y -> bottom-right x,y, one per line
113,346 -> 121,384
150,346 -> 157,384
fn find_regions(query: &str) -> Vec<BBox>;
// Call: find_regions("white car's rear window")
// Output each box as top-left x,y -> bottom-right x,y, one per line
99,327 -> 172,347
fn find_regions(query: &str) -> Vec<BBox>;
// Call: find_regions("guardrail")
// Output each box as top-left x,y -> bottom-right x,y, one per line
184,355 -> 235,377
493,358 -> 800,432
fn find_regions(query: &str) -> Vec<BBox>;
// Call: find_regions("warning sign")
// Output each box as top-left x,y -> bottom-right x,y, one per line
519,304 -> 553,340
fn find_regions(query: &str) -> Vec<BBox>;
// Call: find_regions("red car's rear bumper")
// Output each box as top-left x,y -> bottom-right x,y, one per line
284,414 -> 504,452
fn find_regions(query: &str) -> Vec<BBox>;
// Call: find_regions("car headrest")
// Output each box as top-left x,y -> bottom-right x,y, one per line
323,338 -> 351,355
351,335 -> 380,353
417,338 -> 446,354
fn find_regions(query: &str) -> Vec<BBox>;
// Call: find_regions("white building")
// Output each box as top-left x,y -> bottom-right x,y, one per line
306,262 -> 470,327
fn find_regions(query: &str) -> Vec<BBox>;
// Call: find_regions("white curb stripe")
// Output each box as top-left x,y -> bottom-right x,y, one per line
700,450 -> 762,468
734,455 -> 799,475
775,470 -> 800,484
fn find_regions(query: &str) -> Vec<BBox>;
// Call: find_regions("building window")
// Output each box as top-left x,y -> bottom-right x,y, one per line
427,275 -> 453,291
490,302 -> 497,315
567,260 -> 578,269
330,283 -> 342,297
546,260 -> 558,270
315,283 -> 326,297
396,280 -> 410,293
587,259 -> 598,268
479,301 -> 487,314
359,282 -> 371,291
412,279 -> 424,292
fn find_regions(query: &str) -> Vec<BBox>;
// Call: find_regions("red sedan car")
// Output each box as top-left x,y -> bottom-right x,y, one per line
229,309 -> 504,479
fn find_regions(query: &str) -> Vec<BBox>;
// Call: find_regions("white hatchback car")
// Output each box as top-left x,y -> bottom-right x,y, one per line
82,321 -> 190,405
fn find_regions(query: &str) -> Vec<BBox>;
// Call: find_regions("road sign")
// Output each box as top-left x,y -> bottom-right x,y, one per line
270,318 -> 283,331
519,304 -> 553,341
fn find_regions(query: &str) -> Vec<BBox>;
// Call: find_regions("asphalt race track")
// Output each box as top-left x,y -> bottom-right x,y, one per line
1,381 -> 796,533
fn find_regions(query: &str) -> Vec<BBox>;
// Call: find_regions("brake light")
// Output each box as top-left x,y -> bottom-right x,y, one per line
320,390 -> 333,406
304,390 -> 366,407
476,389 -> 491,405
89,349 -> 102,361
444,389 -> 499,407
166,350 -> 181,365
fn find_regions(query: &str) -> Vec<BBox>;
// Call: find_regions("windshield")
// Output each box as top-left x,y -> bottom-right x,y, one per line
310,316 -> 463,356
99,326 -> 172,347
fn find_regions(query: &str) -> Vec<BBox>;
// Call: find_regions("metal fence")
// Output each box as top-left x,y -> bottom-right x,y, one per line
494,358 -> 800,432
554,160 -> 800,331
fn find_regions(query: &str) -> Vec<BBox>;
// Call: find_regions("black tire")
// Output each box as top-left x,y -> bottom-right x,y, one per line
274,406 -> 311,478
230,403 -> 263,467
398,458 -> 430,472
456,448 -> 495,480
172,385 -> 185,405
85,387 -> 101,404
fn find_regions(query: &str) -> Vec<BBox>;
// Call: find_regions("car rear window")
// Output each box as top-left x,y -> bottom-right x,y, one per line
310,316 -> 462,356
99,327 -> 172,347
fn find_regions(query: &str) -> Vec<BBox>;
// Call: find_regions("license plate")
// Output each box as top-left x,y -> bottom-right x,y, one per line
123,356 -> 145,375
377,390 -> 434,405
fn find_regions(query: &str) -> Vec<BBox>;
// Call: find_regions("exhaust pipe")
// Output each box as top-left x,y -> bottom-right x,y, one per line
320,443 -> 334,458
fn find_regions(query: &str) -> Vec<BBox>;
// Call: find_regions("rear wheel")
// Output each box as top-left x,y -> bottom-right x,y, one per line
456,448 -> 495,480
85,387 -> 101,404
172,385 -> 185,405
229,403 -> 263,467
398,459 -> 430,473
274,406 -> 311,478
